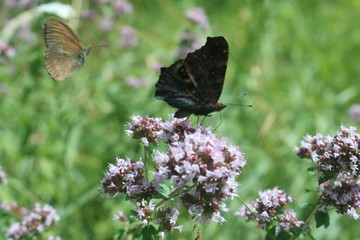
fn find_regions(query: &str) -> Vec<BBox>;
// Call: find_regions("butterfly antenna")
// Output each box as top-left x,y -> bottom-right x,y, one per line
227,103 -> 253,108
98,44 -> 109,48
224,92 -> 252,107
224,92 -> 249,103
92,44 -> 108,49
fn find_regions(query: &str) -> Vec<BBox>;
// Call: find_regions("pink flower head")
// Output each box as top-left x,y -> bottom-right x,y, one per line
134,200 -> 155,225
185,7 -> 210,31
113,0 -> 133,16
99,17 -> 113,32
296,125 -> 360,219
113,210 -> 127,222
101,157 -> 159,201
7,222 -> 27,240
6,203 -> 59,240
278,209 -> 303,232
154,119 -> 246,223
236,187 -> 301,231
0,41 -> 16,62
349,104 -> 360,122
175,31 -> 202,58
18,23 -> 35,43
156,206 -> 183,232
126,115 -> 164,145
4,0 -> 17,9
102,116 -> 247,227
125,76 -> 149,88
120,26 -> 138,48
319,176 -> 360,218
0,165 -> 8,184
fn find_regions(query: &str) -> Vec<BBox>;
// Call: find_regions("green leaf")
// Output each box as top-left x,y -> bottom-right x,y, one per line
318,172 -> 335,184
265,226 -> 276,240
305,188 -> 315,193
112,229 -> 126,240
155,183 -> 171,199
290,227 -> 304,237
130,210 -> 138,217
307,167 -> 316,174
145,146 -> 155,158
276,231 -> 291,240
134,225 -> 159,240
315,207 -> 330,228
302,226 -> 316,240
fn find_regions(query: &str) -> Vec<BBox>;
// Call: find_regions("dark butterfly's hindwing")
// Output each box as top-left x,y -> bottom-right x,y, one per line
44,17 -> 89,81
156,60 -> 201,110
155,36 -> 228,118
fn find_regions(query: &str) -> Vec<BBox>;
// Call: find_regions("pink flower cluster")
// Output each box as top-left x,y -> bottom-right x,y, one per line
113,210 -> 127,222
125,115 -> 164,146
295,126 -> 360,219
2,202 -> 59,240
4,0 -> 36,9
88,0 -> 136,48
122,200 -> 184,237
156,206 -> 183,233
125,76 -> 149,89
120,26 -> 138,49
185,7 -> 211,31
154,122 -> 245,224
0,41 -> 16,63
109,116 -> 246,228
0,201 -> 28,217
101,157 -> 160,201
236,187 -> 303,231
96,0 -> 133,17
174,7 -> 210,58
349,104 -> 360,122
133,200 -> 155,225
175,30 -> 202,58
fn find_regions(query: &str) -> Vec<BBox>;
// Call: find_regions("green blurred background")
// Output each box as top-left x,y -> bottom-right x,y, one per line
1,0 -> 360,239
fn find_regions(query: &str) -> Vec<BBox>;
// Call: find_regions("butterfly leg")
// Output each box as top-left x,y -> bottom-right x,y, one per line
213,112 -> 223,131
200,116 -> 207,125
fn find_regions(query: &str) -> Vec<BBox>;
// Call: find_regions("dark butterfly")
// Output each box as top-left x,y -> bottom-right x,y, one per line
44,17 -> 90,81
155,36 -> 228,118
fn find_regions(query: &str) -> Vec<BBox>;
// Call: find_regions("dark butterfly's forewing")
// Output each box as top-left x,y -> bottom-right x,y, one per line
155,36 -> 228,118
183,36 -> 228,104
44,17 -> 90,81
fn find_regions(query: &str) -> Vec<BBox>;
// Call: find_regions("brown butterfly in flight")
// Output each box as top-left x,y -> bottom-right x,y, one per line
155,36 -> 229,118
44,17 -> 90,81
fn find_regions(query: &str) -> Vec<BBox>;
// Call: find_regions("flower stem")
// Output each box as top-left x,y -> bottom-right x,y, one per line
144,146 -> 148,180
291,195 -> 322,240
302,196 -> 321,228
237,195 -> 255,215
155,184 -> 196,209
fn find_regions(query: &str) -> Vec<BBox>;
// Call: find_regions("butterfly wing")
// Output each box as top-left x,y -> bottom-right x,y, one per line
183,36 -> 229,104
155,60 -> 203,117
44,17 -> 87,81
155,36 -> 229,118
45,47 -> 82,81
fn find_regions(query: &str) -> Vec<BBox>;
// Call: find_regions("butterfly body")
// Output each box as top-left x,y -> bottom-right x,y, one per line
44,17 -> 90,81
155,36 -> 229,118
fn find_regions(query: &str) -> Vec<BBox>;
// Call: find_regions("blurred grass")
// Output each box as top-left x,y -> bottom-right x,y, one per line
1,0 -> 360,239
